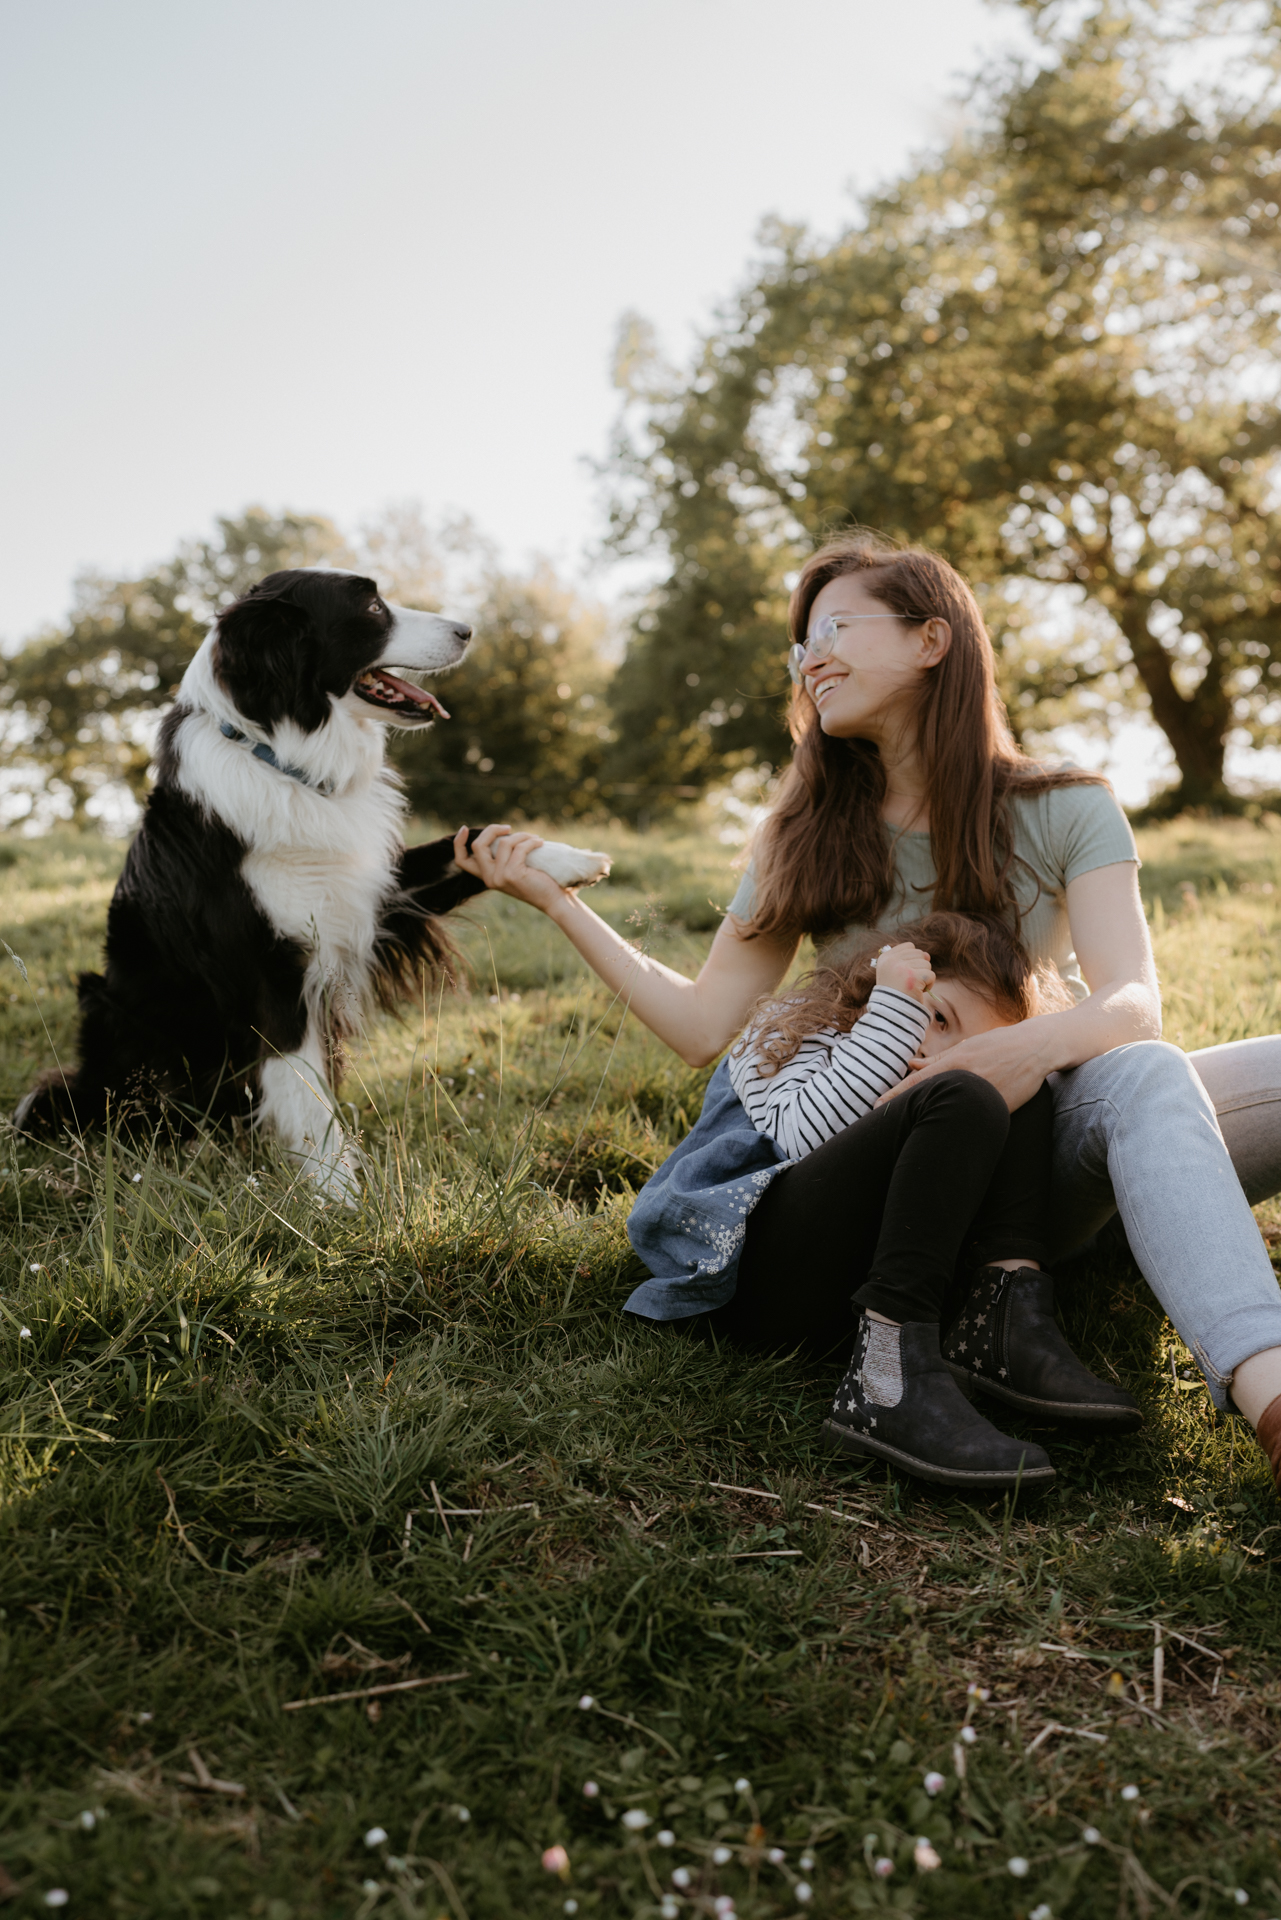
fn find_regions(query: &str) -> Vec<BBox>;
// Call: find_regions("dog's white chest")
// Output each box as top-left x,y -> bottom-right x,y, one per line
241,837 -> 394,1032
241,845 -> 389,951
173,710 -> 402,955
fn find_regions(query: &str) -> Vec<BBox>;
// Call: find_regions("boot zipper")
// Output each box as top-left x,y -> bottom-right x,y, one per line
991,1271 -> 1013,1383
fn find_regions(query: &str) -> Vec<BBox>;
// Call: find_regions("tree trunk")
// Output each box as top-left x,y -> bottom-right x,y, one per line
1118,604 -> 1229,809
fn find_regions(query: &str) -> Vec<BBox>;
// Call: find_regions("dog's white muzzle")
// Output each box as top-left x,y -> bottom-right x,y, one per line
346,603 -> 471,727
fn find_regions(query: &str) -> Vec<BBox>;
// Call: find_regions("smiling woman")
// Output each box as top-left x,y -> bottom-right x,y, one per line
456,530 -> 1281,1497
748,551 -> 1112,950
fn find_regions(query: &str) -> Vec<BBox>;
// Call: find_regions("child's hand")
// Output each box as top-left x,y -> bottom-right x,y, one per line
872,942 -> 935,1002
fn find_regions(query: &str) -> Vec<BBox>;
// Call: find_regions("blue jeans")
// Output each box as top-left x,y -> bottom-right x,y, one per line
1049,1038 -> 1281,1409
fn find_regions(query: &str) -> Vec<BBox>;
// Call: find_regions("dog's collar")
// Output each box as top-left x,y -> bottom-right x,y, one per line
219,721 -> 333,795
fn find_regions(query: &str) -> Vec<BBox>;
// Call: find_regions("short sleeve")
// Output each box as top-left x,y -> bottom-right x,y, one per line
726,862 -> 758,920
1043,782 -> 1139,887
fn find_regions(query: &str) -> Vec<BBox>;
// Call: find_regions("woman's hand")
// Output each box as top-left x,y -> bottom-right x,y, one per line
452,824 -> 565,910
876,867 -> 1160,1108
876,1019 -> 1055,1112
452,825 -> 800,1066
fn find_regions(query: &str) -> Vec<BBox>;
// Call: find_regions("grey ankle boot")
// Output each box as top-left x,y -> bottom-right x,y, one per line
822,1312 -> 1056,1491
942,1266 -> 1141,1431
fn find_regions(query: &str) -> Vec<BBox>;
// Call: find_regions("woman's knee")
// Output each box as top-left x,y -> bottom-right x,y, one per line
1131,1038 -> 1199,1078
1074,1039 -> 1208,1105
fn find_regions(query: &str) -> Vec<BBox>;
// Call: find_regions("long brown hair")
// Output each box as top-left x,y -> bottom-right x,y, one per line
746,532 -> 1108,940
748,911 -> 1042,1077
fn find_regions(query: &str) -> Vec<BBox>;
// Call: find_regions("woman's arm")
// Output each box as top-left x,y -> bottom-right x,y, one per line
452,825 -> 799,1066
890,861 -> 1160,1110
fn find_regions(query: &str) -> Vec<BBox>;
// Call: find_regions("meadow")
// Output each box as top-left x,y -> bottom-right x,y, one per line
3,811 -> 1281,1919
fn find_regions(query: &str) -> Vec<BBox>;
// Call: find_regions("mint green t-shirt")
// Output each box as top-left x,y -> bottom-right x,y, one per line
726,781 -> 1138,1004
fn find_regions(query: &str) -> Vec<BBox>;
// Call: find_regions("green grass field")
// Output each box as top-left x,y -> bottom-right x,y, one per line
3,812 -> 1281,1919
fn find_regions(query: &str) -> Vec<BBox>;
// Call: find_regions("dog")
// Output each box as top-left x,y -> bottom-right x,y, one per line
15,567 -> 609,1195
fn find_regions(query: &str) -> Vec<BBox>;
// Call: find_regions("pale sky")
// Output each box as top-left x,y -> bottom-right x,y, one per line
1,0 -> 1032,648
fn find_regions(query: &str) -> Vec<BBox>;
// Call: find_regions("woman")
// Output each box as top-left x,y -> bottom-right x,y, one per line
455,533 -> 1281,1490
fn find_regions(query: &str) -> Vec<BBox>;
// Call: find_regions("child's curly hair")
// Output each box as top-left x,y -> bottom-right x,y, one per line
746,910 -> 1048,1077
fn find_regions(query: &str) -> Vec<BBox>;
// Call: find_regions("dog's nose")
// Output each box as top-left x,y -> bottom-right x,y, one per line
451,622 -> 472,644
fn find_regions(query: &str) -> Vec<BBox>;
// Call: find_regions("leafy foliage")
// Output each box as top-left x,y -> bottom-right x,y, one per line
12,7 -> 1281,829
605,2 -> 1281,806
396,562 -> 616,823
0,510 -> 346,823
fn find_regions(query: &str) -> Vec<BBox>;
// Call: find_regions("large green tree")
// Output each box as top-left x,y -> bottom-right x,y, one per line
393,561 -> 616,822
605,0 -> 1281,808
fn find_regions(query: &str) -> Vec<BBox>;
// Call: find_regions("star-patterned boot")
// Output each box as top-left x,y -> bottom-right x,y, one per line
821,1311 -> 1055,1491
942,1266 -> 1141,1431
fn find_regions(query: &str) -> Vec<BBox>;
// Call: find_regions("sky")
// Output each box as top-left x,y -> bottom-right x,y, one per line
9,0 -> 1251,806
1,0 -> 1032,647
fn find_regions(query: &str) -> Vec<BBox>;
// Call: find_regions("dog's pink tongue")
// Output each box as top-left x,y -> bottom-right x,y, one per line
379,671 -> 449,718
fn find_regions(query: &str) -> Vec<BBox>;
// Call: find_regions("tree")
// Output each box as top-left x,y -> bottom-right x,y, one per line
605,1 -> 1281,809
0,509 -> 347,825
339,508 -> 621,821
0,503 -> 616,829
393,561 -> 616,823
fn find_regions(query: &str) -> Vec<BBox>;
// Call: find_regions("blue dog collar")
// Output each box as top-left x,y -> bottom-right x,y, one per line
219,721 -> 332,794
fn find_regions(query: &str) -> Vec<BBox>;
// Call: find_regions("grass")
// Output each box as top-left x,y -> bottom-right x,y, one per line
2,811 -> 1281,1918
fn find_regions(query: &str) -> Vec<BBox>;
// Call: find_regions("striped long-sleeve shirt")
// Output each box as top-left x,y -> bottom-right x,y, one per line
727,986 -> 931,1162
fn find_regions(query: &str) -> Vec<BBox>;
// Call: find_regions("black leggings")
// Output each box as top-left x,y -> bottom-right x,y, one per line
708,1069 -> 1053,1356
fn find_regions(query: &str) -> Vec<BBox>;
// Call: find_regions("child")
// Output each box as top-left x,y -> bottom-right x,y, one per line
725,911 -> 1139,1490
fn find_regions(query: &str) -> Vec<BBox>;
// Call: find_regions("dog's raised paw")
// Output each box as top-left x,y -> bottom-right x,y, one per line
526,841 -> 612,889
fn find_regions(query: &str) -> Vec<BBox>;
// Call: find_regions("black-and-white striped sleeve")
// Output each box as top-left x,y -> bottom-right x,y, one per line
727,986 -> 932,1162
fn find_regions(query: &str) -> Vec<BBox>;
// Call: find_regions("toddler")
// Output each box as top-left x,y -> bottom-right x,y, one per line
725,911 -> 1139,1489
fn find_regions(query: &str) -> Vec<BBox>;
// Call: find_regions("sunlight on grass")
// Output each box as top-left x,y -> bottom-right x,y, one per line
2,813 -> 1281,1914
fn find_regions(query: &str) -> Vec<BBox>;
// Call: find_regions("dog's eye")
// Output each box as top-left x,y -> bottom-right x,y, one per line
369,599 -> 385,617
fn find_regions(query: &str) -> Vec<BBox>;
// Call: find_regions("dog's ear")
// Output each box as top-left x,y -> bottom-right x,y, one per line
214,592 -> 316,730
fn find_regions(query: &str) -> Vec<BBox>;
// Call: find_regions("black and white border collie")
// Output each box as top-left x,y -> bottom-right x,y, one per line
16,568 -> 609,1196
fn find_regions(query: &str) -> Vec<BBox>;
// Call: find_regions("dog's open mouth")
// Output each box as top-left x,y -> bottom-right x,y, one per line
353,668 -> 450,718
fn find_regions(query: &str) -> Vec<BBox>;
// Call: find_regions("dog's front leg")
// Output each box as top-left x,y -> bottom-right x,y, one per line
257,1040 -> 360,1205
412,828 -> 612,898
396,834 -> 489,916
373,836 -> 488,986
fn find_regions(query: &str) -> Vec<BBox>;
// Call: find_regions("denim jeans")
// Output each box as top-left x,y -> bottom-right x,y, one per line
1049,1038 -> 1281,1408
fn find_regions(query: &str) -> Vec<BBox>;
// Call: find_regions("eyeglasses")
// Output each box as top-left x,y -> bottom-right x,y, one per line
787,611 -> 912,684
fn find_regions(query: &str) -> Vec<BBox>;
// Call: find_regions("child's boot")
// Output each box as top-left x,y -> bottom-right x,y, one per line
943,1265 -> 1141,1431
822,1311 -> 1055,1491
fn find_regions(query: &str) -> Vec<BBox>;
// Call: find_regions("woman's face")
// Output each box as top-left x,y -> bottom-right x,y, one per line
799,575 -> 944,741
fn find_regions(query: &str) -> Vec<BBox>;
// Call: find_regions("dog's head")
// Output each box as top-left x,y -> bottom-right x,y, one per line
212,569 -> 470,733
